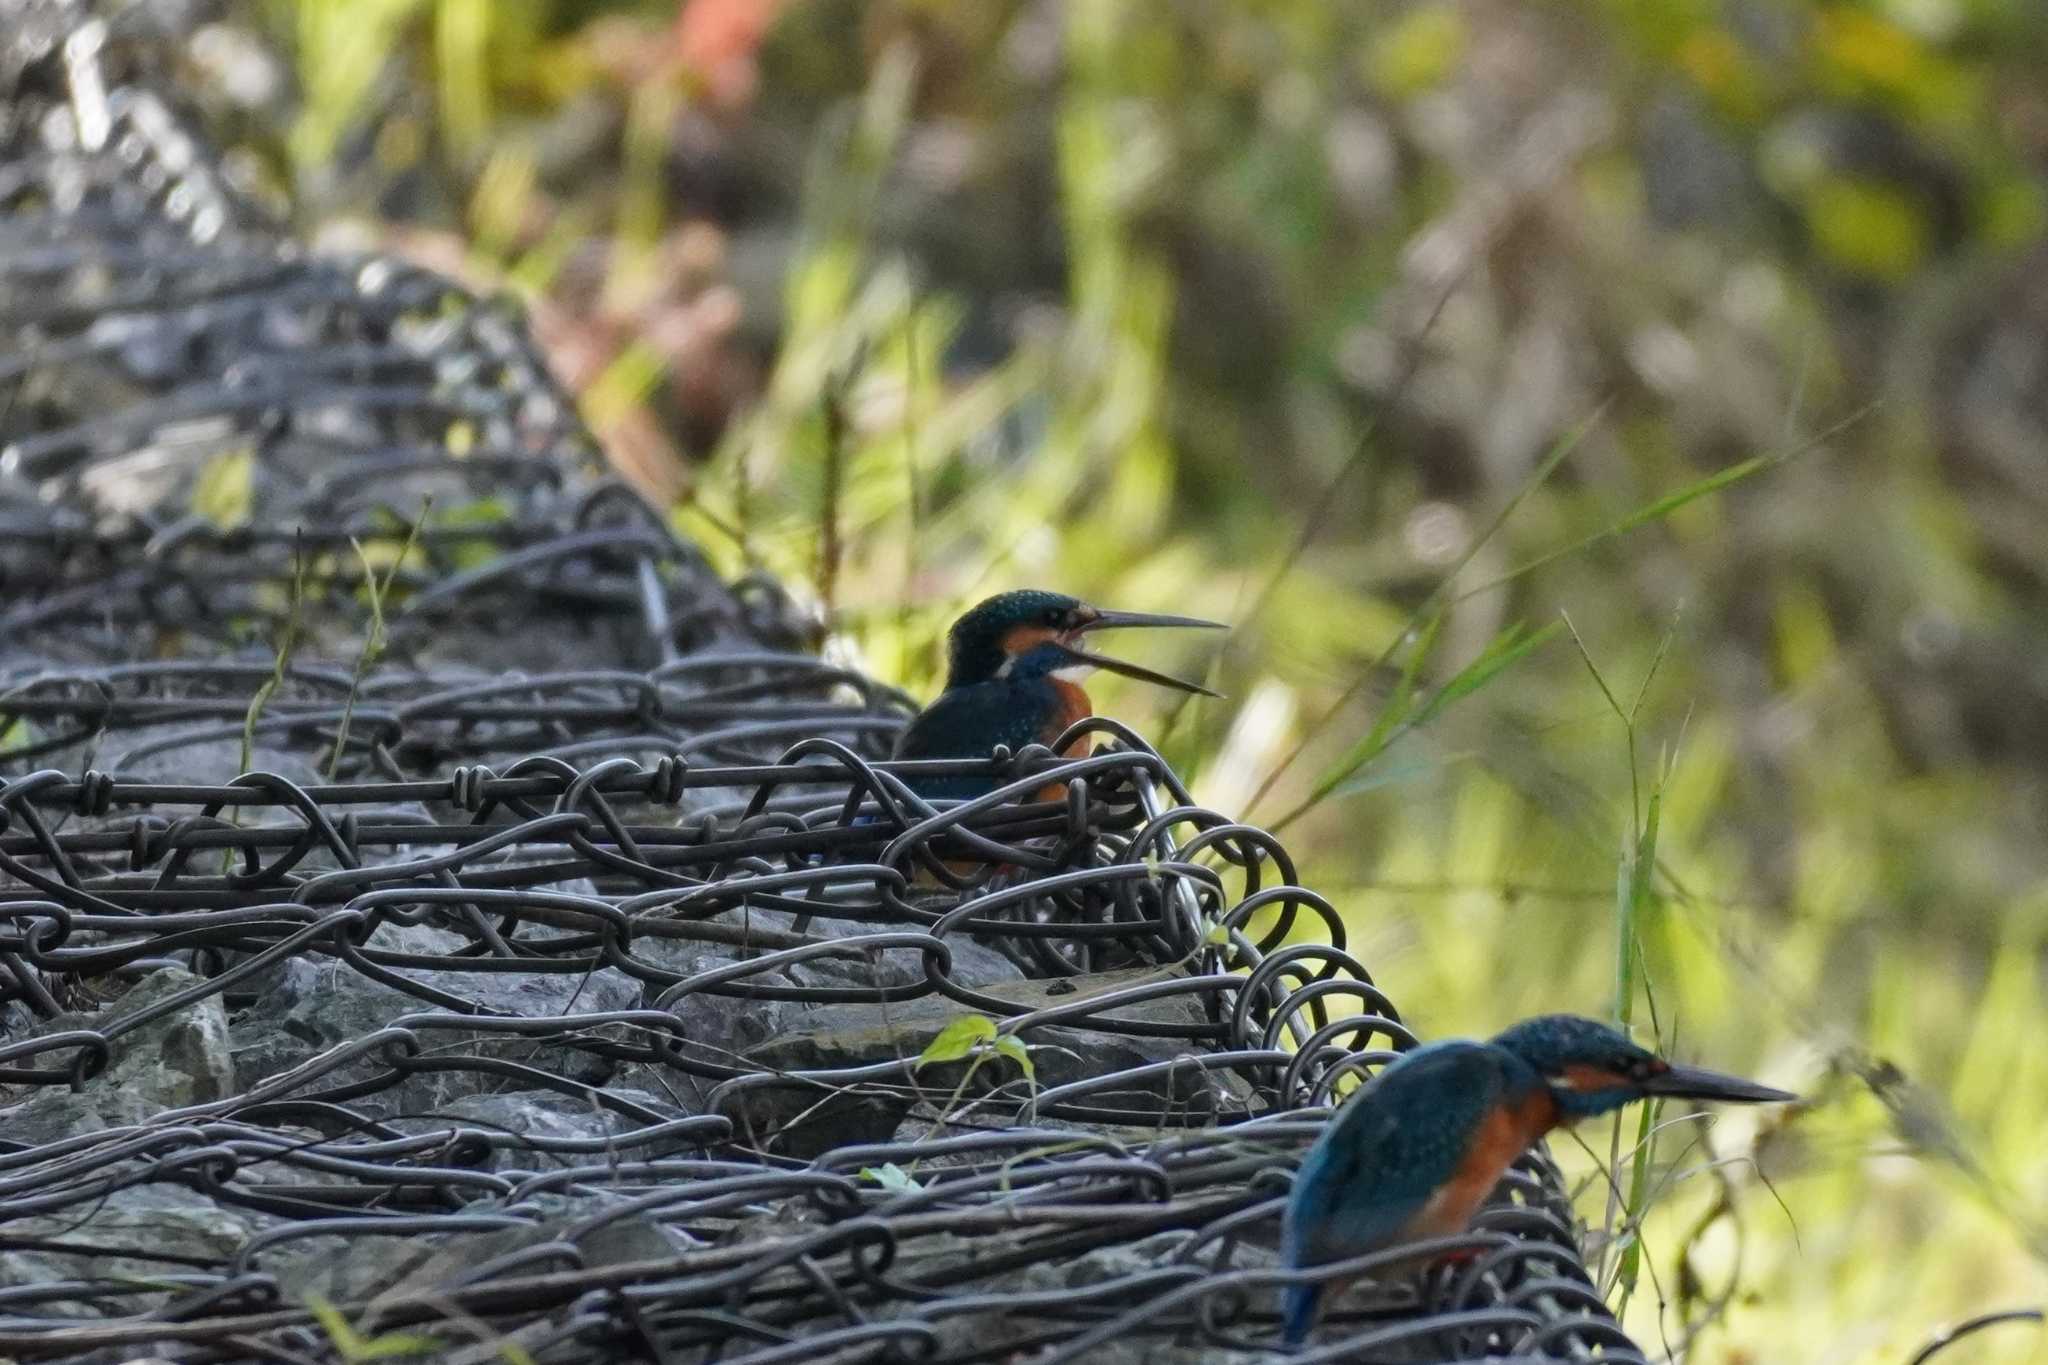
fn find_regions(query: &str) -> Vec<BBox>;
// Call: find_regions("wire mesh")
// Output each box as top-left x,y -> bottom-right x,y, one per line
0,5 -> 1651,1361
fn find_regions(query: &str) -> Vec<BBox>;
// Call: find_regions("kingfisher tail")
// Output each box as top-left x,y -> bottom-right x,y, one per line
1281,1281 -> 1321,1347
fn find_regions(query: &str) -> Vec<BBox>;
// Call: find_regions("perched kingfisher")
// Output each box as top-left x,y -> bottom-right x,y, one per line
891,589 -> 1224,802
1280,1014 -> 1794,1346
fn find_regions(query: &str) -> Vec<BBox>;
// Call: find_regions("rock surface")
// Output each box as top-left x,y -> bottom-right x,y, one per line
1,966 -> 235,1144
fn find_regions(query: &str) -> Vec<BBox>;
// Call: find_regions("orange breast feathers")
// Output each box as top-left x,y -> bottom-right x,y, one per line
1405,1089 -> 1560,1240
1047,678 -> 1094,752
1035,677 -> 1095,801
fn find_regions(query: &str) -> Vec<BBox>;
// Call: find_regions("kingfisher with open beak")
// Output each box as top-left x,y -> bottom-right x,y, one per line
891,589 -> 1225,802
1281,1014 -> 1796,1346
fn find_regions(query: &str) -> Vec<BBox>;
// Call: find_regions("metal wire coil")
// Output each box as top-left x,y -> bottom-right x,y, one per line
0,5 -> 1649,1360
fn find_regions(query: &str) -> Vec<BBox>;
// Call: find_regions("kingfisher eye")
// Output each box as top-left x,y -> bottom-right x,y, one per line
1043,607 -> 1067,626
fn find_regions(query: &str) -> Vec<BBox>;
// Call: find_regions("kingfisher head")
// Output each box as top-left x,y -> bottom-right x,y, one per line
1493,1014 -> 1795,1121
941,589 -> 1226,694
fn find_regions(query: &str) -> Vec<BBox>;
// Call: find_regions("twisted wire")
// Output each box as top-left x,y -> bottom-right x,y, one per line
0,6 -> 1650,1360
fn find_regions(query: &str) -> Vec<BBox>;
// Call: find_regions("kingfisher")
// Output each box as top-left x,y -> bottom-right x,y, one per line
1280,1014 -> 1795,1346
890,589 -> 1224,803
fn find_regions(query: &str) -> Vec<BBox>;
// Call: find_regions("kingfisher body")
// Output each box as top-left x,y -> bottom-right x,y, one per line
891,590 -> 1223,803
1280,1014 -> 1794,1346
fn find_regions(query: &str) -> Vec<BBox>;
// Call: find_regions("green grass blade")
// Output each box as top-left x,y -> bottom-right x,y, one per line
1460,402 -> 1877,604
241,541 -> 309,780
1303,609 -> 1443,800
1412,620 -> 1563,729
1605,783 -> 1661,1290
1613,1086 -> 1661,1311
1253,397 -> 1611,824
1318,619 -> 1563,803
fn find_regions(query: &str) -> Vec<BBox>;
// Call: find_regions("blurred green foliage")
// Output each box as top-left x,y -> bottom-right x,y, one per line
239,0 -> 2048,1356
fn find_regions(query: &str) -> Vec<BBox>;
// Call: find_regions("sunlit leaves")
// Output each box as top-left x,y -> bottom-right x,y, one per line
191,447 -> 255,530
1365,4 -> 1467,98
1810,5 -> 1979,129
1805,176 -> 1930,281
915,1013 -> 1035,1085
916,1013 -> 996,1067
288,0 -> 433,171
305,1294 -> 441,1362
861,1162 -> 922,1192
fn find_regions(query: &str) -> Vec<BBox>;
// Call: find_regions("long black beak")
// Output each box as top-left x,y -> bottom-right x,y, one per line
1065,609 -> 1228,698
1062,643 -> 1222,697
1642,1063 -> 1797,1105
1077,609 -> 1230,635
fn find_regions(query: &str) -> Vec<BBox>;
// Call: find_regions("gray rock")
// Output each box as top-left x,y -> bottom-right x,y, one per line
259,1227 -> 433,1305
0,965 -> 234,1144
780,914 -> 1028,994
429,1086 -> 700,1161
230,923 -> 643,1113
653,907 -> 1028,995
640,947 -> 803,1056
866,1230 -> 1237,1365
267,1190 -> 699,1306
0,1184 -> 271,1319
727,966 -> 1255,1156
747,966 -> 1257,1104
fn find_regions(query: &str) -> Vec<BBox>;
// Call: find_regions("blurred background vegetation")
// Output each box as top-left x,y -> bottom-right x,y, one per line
178,0 -> 2048,1357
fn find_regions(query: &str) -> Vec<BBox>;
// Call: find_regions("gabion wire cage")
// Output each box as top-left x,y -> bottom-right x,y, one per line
0,5 -> 1653,1361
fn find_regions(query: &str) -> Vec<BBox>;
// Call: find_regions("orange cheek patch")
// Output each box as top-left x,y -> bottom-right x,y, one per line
1000,624 -> 1059,657
1559,1064 -> 1622,1093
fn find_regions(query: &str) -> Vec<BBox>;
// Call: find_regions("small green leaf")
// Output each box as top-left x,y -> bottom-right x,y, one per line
438,495 -> 511,571
861,1162 -> 921,1192
992,1033 -> 1035,1081
0,717 -> 38,755
305,1296 -> 360,1356
1203,923 -> 1230,945
191,447 -> 255,529
304,1294 -> 442,1362
917,1013 -> 996,1068
359,1334 -> 443,1362
439,495 -> 512,526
